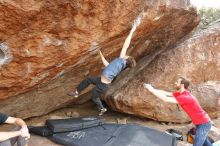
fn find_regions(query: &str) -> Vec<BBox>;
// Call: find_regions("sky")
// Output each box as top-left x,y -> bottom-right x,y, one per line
190,0 -> 220,8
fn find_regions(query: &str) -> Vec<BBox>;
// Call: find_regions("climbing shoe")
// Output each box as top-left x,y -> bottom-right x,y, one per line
67,90 -> 79,98
99,108 -> 107,116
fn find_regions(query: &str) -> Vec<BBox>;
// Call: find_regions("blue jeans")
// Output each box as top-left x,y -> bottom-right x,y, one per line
194,121 -> 212,146
0,127 -> 28,146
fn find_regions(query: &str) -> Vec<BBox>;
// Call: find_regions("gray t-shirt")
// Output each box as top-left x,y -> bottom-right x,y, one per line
102,58 -> 126,82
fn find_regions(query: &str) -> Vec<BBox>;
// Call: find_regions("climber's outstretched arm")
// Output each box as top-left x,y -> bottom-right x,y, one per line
119,24 -> 137,58
99,50 -> 109,67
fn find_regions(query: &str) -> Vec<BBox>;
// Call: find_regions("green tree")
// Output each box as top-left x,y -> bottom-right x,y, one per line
197,7 -> 220,29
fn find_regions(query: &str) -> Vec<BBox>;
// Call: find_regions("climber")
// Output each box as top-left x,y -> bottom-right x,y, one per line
143,77 -> 212,146
0,113 -> 30,146
67,21 -> 138,116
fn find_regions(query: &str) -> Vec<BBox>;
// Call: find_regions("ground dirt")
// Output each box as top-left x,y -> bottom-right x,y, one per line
1,101 -> 220,146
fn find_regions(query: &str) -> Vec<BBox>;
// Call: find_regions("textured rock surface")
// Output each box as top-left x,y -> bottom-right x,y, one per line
105,21 -> 220,123
0,0 -> 199,118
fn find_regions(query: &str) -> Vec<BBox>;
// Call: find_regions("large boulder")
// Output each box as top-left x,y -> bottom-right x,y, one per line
105,21 -> 220,123
0,0 -> 199,118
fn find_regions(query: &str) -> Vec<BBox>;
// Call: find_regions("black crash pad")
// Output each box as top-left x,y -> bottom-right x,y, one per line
46,117 -> 103,133
50,124 -> 177,146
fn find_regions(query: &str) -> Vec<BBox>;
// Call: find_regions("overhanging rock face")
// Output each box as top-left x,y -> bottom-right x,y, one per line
105,21 -> 220,123
0,0 -> 199,118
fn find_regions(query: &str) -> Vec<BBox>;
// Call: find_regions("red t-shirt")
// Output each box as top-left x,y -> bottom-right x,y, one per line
172,90 -> 210,125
